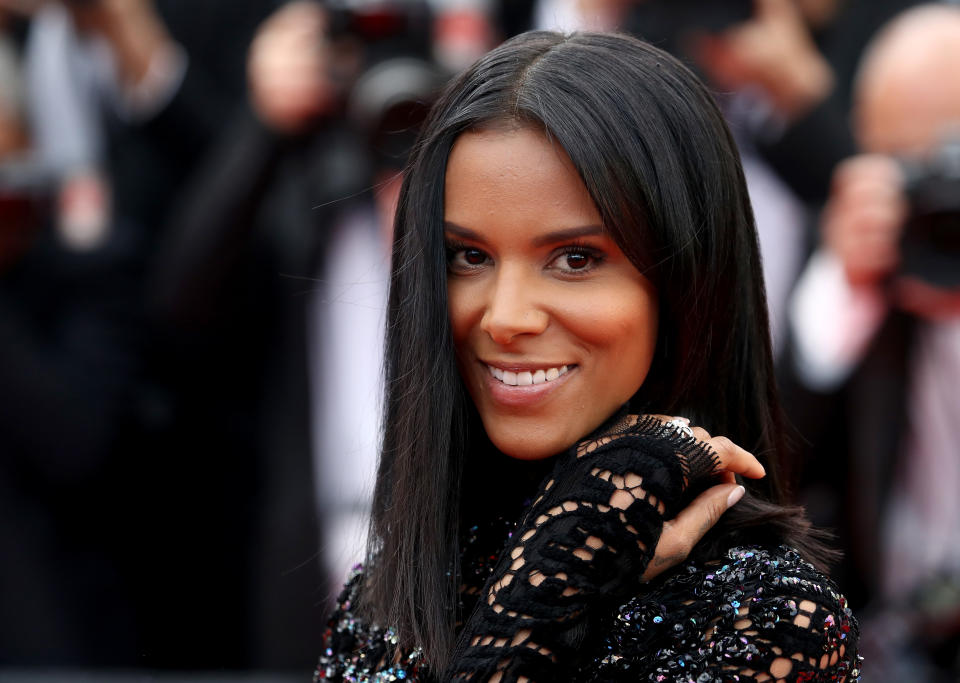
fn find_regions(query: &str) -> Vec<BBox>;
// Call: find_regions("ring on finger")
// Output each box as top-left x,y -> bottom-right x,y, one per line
665,417 -> 694,439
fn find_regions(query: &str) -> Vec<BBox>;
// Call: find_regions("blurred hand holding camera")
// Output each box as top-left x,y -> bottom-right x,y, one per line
693,0 -> 834,120
822,141 -> 960,319
247,0 -> 334,135
822,153 -> 907,287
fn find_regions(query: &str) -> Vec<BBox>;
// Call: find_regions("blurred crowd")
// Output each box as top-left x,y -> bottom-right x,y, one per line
0,0 -> 958,679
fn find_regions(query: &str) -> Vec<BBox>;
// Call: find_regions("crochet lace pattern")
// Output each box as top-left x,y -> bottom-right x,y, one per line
315,417 -> 860,682
444,415 -> 719,680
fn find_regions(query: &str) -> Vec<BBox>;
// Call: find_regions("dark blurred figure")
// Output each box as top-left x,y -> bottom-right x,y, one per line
141,0 -> 445,669
1,0 -> 282,668
108,0 -> 325,670
1,0 -> 449,670
784,5 -> 960,680
0,4 -> 143,665
137,1 -> 339,668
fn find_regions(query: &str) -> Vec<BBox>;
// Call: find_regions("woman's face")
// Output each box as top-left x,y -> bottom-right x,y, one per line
444,125 -> 659,460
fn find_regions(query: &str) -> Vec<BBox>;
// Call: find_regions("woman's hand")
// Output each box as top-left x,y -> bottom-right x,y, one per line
641,416 -> 763,581
446,413 -> 766,681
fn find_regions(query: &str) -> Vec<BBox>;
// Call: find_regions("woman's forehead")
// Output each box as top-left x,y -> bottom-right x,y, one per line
443,127 -> 601,235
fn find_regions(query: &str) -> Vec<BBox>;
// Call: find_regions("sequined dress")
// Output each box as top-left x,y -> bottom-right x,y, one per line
314,417 -> 861,682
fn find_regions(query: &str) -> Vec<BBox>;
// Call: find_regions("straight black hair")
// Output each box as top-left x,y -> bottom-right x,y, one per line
362,30 -> 832,671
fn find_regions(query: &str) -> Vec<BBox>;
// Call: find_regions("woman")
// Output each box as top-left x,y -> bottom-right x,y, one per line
315,31 -> 860,682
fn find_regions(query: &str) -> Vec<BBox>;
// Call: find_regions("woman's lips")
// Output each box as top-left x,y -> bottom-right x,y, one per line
481,362 -> 576,407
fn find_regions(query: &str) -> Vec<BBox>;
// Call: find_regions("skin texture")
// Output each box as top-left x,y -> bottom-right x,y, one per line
444,125 -> 659,461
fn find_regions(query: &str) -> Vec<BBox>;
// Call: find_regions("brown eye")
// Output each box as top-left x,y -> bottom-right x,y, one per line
464,248 -> 486,265
548,246 -> 604,275
446,243 -> 491,273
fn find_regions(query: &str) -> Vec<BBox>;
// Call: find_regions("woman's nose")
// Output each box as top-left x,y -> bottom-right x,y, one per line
479,268 -> 549,345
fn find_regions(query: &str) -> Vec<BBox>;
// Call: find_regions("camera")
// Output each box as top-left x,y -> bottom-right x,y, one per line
326,0 -> 432,61
899,136 -> 960,290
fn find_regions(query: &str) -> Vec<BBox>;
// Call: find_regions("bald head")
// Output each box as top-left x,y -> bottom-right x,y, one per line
855,4 -> 960,155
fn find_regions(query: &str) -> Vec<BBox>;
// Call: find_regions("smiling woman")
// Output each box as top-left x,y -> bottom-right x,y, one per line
314,31 -> 860,683
445,126 -> 659,460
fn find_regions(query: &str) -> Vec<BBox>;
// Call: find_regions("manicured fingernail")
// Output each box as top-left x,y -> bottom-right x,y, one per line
726,485 -> 745,509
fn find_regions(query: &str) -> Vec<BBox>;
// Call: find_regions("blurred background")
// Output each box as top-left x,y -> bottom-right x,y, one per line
0,0 -> 958,680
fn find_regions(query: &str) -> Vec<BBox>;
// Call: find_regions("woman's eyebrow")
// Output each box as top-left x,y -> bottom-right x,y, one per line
443,222 -> 484,241
443,222 -> 605,246
531,225 -> 604,246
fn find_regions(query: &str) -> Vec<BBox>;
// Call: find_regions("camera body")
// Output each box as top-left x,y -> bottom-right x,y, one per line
899,137 -> 960,290
326,0 -> 432,59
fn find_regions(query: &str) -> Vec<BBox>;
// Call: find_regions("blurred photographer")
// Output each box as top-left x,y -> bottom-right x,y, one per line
787,5 -> 960,679
0,5 -> 147,665
143,0 -> 448,669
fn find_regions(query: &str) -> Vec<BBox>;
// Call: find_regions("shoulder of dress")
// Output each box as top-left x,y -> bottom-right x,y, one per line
326,564 -> 367,622
655,544 -> 858,646
595,545 -> 861,682
670,544 -> 849,602
316,563 -> 427,682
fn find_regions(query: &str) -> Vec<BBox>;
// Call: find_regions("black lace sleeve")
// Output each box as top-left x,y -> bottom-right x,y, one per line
444,415 -> 720,682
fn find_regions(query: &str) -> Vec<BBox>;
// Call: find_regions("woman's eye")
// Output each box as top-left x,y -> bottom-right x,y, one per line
447,244 -> 489,271
463,248 -> 486,265
550,248 -> 602,273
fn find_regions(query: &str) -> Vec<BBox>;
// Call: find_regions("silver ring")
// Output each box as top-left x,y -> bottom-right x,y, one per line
666,417 -> 694,439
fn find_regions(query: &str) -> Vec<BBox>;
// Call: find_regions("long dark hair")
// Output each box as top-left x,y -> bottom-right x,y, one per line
362,30 -> 830,670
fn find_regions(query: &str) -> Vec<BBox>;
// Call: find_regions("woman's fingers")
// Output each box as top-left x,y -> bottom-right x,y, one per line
707,435 -> 766,479
690,425 -> 713,441
648,414 -> 766,480
641,475 -> 746,581
622,415 -> 760,580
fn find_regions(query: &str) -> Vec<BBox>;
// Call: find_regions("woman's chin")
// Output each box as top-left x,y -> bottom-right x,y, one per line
485,426 -> 576,461
478,406 -> 622,461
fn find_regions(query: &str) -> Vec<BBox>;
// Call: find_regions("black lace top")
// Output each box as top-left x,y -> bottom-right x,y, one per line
314,417 -> 861,682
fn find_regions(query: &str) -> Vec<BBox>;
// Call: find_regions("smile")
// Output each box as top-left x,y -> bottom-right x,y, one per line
487,364 -> 571,386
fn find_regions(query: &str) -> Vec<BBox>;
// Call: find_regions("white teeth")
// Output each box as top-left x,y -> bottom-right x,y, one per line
488,364 -> 570,386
